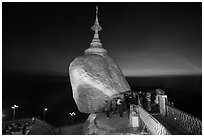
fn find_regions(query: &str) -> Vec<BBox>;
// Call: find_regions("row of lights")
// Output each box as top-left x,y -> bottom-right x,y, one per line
11,105 -> 77,124
11,105 -> 49,121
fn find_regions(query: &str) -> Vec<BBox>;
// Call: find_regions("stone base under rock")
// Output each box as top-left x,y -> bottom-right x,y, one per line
83,110 -> 148,135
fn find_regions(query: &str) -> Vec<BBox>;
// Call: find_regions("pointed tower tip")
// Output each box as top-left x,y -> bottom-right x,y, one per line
95,6 -> 98,22
85,6 -> 107,56
91,6 -> 102,32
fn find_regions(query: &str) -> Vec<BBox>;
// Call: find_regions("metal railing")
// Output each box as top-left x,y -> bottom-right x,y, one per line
166,105 -> 202,135
138,106 -> 171,135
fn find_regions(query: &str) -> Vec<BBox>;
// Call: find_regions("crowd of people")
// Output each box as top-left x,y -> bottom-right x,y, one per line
103,91 -> 139,118
103,90 -> 169,118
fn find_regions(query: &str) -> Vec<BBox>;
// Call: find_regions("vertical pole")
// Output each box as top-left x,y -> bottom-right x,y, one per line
71,116 -> 73,125
13,108 -> 15,120
43,110 -> 45,120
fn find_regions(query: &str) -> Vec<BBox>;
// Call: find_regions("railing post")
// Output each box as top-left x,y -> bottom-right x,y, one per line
158,95 -> 167,116
129,104 -> 139,128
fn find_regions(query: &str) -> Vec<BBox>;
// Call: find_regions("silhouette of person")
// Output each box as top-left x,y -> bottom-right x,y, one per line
104,100 -> 111,118
117,97 -> 123,117
111,99 -> 117,115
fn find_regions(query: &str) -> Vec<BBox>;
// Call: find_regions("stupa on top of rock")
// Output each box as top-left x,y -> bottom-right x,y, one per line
84,6 -> 107,56
69,6 -> 131,114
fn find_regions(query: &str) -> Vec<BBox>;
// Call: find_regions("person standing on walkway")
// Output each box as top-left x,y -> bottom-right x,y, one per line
146,92 -> 151,111
117,97 -> 123,117
121,94 -> 125,111
111,98 -> 117,116
132,92 -> 137,105
129,93 -> 133,105
124,93 -> 130,113
104,99 -> 111,118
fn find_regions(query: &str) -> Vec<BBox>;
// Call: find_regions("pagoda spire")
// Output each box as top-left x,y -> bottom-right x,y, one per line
85,6 -> 107,56
91,6 -> 102,44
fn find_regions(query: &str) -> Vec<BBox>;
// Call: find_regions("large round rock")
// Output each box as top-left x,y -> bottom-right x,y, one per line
69,54 -> 130,113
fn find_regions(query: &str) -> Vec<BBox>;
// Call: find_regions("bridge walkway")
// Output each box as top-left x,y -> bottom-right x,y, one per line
152,114 -> 191,135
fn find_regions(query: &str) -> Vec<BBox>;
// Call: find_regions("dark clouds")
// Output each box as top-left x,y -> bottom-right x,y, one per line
3,2 -> 202,76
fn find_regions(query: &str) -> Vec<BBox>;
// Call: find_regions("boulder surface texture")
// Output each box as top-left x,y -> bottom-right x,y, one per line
69,53 -> 130,113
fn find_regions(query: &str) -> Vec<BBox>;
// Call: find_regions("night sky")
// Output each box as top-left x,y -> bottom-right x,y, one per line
3,2 -> 202,77
2,2 -> 202,126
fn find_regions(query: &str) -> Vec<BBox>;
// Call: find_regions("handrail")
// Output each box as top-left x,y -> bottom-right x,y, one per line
138,106 -> 171,135
167,105 -> 201,121
166,105 -> 202,135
